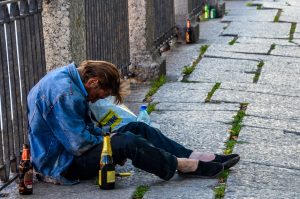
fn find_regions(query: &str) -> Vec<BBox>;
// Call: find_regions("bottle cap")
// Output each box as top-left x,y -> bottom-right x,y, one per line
140,105 -> 147,111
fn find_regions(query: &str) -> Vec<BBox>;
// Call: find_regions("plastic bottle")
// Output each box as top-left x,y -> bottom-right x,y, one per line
137,105 -> 151,125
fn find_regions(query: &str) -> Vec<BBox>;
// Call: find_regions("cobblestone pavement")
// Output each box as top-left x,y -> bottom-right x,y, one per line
2,0 -> 300,198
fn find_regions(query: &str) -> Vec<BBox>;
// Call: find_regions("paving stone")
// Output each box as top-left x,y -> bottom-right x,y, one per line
222,9 -> 277,22
213,88 -> 300,110
199,20 -> 234,45
220,82 -> 300,97
207,43 -> 271,54
222,21 -> 291,38
155,102 -> 239,112
237,36 -> 295,46
152,82 -> 215,103
233,134 -> 300,170
253,1 -> 292,9
226,163 -> 300,194
188,57 -> 257,83
280,7 -> 300,23
144,176 -> 218,199
271,45 -> 300,57
243,115 -> 300,132
150,111 -> 234,152
225,186 -> 300,199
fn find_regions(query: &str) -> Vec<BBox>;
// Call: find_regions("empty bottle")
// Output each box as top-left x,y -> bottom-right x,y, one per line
185,19 -> 193,44
137,105 -> 151,125
19,144 -> 33,195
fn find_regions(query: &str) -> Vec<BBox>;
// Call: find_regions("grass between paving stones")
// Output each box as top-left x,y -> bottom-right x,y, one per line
274,9 -> 282,22
144,75 -> 167,102
147,102 -> 158,114
253,60 -> 264,83
205,83 -> 221,103
214,103 -> 248,199
267,43 -> 276,55
245,2 -> 262,9
289,22 -> 297,42
132,185 -> 150,199
182,45 -> 209,77
228,37 -> 238,45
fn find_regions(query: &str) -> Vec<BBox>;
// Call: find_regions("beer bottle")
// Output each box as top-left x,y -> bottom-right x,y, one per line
19,144 -> 33,195
185,19 -> 193,44
99,127 -> 115,190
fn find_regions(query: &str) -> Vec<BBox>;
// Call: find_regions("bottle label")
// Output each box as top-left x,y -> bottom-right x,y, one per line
24,169 -> 33,189
107,171 -> 115,183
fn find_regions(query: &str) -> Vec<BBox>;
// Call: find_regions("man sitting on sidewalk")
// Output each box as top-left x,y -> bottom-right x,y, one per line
27,60 -> 240,185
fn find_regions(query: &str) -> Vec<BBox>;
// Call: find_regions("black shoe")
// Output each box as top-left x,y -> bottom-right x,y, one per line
178,160 -> 224,178
213,154 -> 240,169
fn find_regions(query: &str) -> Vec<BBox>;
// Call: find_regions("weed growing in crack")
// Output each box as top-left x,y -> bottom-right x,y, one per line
253,60 -> 264,83
228,37 -> 238,45
289,23 -> 297,42
205,82 -> 221,103
267,43 -> 276,54
274,9 -> 282,22
145,75 -> 166,102
133,185 -> 150,199
214,184 -> 226,199
181,45 -> 209,79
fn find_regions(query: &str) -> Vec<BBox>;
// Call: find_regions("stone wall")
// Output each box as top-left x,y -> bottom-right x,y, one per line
42,0 -> 72,71
128,0 -> 166,81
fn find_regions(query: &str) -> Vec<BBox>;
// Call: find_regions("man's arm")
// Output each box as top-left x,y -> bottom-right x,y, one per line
51,94 -> 103,156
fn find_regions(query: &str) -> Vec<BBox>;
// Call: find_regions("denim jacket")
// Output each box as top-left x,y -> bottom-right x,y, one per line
27,63 -> 102,184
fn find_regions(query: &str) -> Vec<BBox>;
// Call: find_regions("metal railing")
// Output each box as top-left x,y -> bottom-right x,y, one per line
0,0 -> 46,184
153,0 -> 176,49
85,0 -> 130,76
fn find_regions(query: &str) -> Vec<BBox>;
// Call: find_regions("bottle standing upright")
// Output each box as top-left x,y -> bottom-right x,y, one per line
99,126 -> 115,190
185,19 -> 193,44
136,105 -> 151,125
19,144 -> 33,195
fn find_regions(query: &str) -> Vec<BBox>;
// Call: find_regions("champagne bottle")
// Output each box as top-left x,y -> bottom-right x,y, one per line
185,19 -> 193,44
19,144 -> 33,195
99,127 -> 115,190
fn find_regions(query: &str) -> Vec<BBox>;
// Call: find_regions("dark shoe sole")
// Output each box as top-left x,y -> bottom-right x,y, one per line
178,161 -> 224,179
223,156 -> 240,169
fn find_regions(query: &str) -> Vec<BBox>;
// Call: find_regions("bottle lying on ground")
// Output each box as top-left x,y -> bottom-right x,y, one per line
19,144 -> 33,195
99,126 -> 115,190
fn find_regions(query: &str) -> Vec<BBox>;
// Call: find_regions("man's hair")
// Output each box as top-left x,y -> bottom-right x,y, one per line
78,60 -> 129,104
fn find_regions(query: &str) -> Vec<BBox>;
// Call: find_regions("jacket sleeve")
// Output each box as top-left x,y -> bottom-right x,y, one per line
51,93 -> 103,156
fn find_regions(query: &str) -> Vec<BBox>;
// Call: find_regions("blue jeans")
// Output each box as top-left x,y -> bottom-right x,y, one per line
64,122 -> 193,180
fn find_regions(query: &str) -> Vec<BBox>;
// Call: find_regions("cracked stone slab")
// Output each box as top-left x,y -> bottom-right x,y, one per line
144,176 -> 218,199
222,9 -> 277,22
280,7 -> 300,23
155,102 -> 239,112
252,1 -> 293,9
222,21 -> 290,38
213,88 -> 300,110
270,45 -> 300,57
237,36 -> 296,46
243,115 -> 300,132
187,57 -> 257,83
206,43 -> 271,55
152,82 -> 215,103
220,82 -> 300,97
204,50 -> 300,63
236,126 -> 300,146
150,111 -> 233,152
225,163 -> 300,199
247,102 -> 300,121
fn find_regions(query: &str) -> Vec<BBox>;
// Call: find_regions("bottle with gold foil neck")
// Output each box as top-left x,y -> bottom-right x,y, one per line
185,19 -> 193,44
19,144 -> 33,195
99,126 -> 115,190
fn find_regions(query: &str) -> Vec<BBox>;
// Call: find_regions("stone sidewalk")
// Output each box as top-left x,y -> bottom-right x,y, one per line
2,0 -> 300,198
